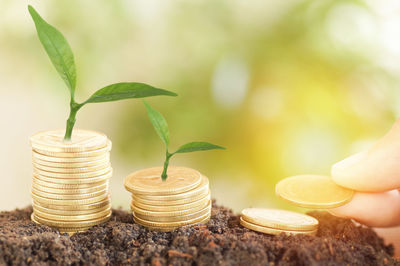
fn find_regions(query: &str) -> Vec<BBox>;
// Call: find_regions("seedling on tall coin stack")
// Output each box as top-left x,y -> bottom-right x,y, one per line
28,5 -> 176,234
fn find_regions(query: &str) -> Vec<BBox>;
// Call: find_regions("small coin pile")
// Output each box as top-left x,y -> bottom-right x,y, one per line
275,175 -> 354,209
124,166 -> 211,232
240,208 -> 319,236
30,129 -> 112,234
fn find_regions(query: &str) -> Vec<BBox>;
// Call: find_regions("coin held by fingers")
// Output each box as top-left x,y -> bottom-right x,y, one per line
275,175 -> 354,209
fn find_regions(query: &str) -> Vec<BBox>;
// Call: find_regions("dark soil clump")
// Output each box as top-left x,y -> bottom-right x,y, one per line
0,201 -> 398,265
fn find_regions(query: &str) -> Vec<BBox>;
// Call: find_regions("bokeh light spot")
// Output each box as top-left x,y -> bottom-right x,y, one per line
211,56 -> 249,109
326,3 -> 377,51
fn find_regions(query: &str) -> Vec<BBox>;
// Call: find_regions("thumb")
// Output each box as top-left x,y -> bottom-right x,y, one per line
332,119 -> 400,192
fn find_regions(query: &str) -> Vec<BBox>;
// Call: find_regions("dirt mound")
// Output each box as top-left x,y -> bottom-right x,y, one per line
0,201 -> 398,265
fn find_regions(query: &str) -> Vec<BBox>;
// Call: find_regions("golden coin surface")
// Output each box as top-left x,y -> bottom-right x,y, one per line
136,175 -> 209,201
131,188 -> 209,206
134,203 -> 211,222
276,175 -> 354,209
33,171 -> 112,184
31,187 -> 108,200
131,199 -> 211,217
30,129 -> 108,153
32,176 -> 107,189
32,192 -> 109,206
32,212 -> 111,228
33,156 -> 110,168
33,207 -> 111,221
124,166 -> 202,195
241,208 -> 318,231
33,151 -> 109,163
33,166 -> 112,178
33,202 -> 111,216
33,162 -> 111,174
32,181 -> 108,195
32,140 -> 112,158
240,217 -> 317,236
132,193 -> 211,211
134,211 -> 210,227
33,197 -> 110,211
134,213 -> 211,230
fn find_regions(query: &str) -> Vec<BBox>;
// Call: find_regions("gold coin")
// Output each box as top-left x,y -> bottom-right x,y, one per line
33,155 -> 110,168
142,216 -> 211,232
124,166 -> 202,195
134,211 -> 210,227
134,203 -> 211,222
32,212 -> 111,228
276,175 -> 354,209
33,162 -> 111,174
32,175 -> 108,188
32,151 -> 109,163
33,140 -> 112,158
132,193 -> 210,211
33,166 -> 112,178
131,199 -> 210,217
32,192 -> 110,205
241,208 -> 318,231
33,202 -> 111,215
240,217 -> 317,236
30,129 -> 109,153
33,197 -> 110,211
136,175 -> 209,201
32,181 -> 108,194
33,207 -> 111,221
33,171 -> 112,184
31,187 -> 108,200
131,189 -> 209,206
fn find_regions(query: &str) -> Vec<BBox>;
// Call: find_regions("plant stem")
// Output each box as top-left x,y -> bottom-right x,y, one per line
64,100 -> 82,141
161,151 -> 173,181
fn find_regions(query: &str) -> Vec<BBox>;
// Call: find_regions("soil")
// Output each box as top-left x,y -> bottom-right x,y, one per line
0,201 -> 398,266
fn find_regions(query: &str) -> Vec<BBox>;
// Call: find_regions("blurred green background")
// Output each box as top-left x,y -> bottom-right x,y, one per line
1,0 -> 399,212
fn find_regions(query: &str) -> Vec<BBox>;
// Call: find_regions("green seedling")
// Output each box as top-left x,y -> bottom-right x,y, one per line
143,101 -> 225,181
28,5 -> 177,140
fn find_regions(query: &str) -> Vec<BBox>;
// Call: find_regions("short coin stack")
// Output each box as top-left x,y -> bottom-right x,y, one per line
124,166 -> 211,232
240,208 -> 319,236
30,129 -> 112,234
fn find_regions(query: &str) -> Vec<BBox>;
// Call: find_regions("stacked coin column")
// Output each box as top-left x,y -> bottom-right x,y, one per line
124,166 -> 211,232
30,129 -> 112,234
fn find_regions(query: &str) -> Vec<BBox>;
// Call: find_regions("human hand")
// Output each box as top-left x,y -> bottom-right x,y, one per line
329,119 -> 400,227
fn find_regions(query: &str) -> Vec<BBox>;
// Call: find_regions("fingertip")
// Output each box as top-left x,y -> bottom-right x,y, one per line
331,151 -> 400,192
331,152 -> 364,190
330,152 -> 383,192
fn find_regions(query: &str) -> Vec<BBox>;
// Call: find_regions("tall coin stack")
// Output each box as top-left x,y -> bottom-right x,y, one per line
30,129 -> 112,234
124,166 -> 211,232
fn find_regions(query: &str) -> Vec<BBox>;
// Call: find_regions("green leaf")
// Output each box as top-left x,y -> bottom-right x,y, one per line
174,142 -> 225,154
143,101 -> 170,148
85,82 -> 177,104
28,5 -> 76,95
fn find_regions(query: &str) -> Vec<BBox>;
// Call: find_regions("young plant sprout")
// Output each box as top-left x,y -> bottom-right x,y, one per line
143,101 -> 225,181
28,5 -> 177,141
